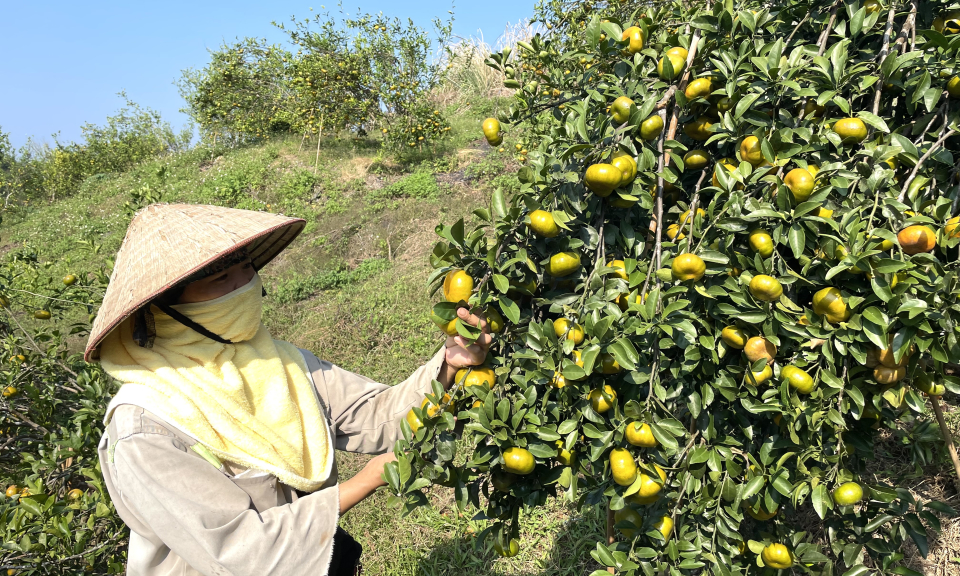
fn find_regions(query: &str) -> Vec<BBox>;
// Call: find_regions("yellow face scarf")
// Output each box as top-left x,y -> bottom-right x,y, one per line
100,275 -> 334,492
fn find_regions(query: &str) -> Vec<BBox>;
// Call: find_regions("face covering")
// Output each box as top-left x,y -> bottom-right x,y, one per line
99,274 -> 334,492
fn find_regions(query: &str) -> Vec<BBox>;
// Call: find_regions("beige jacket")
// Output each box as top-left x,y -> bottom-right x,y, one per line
98,347 -> 446,576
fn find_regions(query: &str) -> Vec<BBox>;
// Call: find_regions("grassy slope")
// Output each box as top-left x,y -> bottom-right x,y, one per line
0,108 -> 610,575
5,107 -> 960,574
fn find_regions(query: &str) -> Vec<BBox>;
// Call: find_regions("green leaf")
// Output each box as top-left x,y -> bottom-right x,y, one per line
609,338 -> 639,371
492,189 -> 507,218
857,111 -> 890,133
499,296 -> 521,323
811,484 -> 832,519
492,274 -> 509,294
742,475 -> 765,500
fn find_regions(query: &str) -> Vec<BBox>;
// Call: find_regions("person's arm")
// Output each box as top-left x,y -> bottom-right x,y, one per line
113,431 -> 340,576
337,452 -> 395,515
311,307 -> 494,455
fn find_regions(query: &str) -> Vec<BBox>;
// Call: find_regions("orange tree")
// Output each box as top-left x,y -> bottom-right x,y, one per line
183,10 -> 453,154
387,0 -> 960,573
0,243 -> 124,574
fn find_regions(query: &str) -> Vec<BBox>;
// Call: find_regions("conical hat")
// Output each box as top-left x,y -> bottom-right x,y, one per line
84,204 -> 305,361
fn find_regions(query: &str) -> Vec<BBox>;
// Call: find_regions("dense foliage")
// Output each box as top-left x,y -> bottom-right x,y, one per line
181,10 -> 454,153
0,97 -> 190,207
0,244 -> 123,574
396,0 -> 960,574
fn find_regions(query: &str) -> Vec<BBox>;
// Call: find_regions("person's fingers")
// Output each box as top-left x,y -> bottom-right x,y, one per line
458,306 -> 488,332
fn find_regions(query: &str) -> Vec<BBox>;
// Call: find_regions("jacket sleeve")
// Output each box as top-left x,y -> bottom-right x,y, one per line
310,347 -> 447,454
112,431 -> 340,576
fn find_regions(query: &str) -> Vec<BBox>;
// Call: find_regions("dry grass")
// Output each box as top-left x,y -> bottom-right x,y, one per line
433,21 -> 543,107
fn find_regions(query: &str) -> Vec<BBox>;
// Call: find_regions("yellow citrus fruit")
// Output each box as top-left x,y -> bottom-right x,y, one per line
671,253 -> 706,281
494,537 -> 520,557
528,210 -> 559,238
746,365 -> 773,386
712,158 -> 737,187
801,100 -> 825,118
654,516 -> 674,541
67,488 -> 84,501
721,326 -> 747,349
679,208 -> 705,226
482,118 -> 501,145
717,97 -> 735,112
610,152 -> 637,186
555,440 -> 574,465
666,46 -> 688,60
551,372 -> 566,389
600,353 -> 622,374
554,318 -> 585,344
607,259 -> 628,280
2,386 -> 17,398
784,168 -> 815,202
610,447 -> 638,486
833,482 -> 864,506
684,78 -> 712,99
761,543 -> 794,570
657,54 -> 685,79
485,308 -> 504,333
865,0 -> 881,14
948,76 -> 960,98
435,315 -> 458,336
812,287 -> 851,323
749,275 -> 783,302
934,9 -> 960,34
503,446 -> 536,475
781,365 -> 815,394
640,115 -> 664,141
585,163 -> 623,197
744,336 -> 777,364
62,274 -> 78,286
748,229 -> 774,258
4,485 -> 18,498
683,149 -> 711,170
614,506 -> 644,538
945,216 -> 960,237
898,225 -> 937,255
816,207 -> 834,219
635,464 -> 666,499
456,366 -> 497,390
610,96 -> 634,124
914,373 -> 946,396
874,365 -> 906,385
683,116 -> 713,141
405,409 -> 423,433
609,195 -> 638,209
834,117 -> 867,143
625,422 -> 658,447
590,385 -> 617,413
421,394 -> 453,418
621,26 -> 644,54
34,310 -> 51,320
547,251 -> 581,277
666,223 -> 685,241
739,136 -> 764,166
745,501 -> 778,520
443,270 -> 474,303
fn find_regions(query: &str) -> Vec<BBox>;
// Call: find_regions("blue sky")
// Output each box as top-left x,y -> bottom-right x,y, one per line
1,1 -> 534,148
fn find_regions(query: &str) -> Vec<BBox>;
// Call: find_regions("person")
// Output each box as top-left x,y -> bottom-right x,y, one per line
86,204 -> 492,576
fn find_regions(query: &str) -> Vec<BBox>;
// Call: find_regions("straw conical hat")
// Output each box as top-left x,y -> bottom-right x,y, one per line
84,204 -> 305,361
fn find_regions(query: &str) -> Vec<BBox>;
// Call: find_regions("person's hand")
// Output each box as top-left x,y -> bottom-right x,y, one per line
339,452 -> 397,515
444,306 -> 494,369
363,452 -> 397,488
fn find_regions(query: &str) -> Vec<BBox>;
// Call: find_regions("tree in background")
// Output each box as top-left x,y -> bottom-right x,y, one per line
182,9 -> 454,154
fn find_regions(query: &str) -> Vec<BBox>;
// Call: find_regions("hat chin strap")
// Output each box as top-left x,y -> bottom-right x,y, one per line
151,301 -> 234,345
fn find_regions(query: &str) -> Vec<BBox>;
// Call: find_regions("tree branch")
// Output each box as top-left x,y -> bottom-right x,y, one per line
898,128 -> 958,202
871,4 -> 899,117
